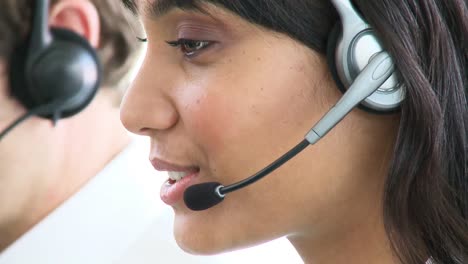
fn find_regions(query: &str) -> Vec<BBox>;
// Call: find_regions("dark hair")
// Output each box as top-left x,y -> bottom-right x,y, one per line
125,0 -> 468,263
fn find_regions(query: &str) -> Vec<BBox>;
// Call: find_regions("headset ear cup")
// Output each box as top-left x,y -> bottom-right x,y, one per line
9,27 -> 101,119
326,23 -> 347,95
9,39 -> 34,109
326,22 -> 383,114
48,27 -> 101,118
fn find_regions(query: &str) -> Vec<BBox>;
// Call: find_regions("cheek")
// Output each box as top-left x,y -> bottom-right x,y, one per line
183,54 -> 327,163
183,86 -> 235,151
178,48 -> 331,193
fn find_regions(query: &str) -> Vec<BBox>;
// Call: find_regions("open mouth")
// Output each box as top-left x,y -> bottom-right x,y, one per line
161,168 -> 201,206
167,169 -> 200,185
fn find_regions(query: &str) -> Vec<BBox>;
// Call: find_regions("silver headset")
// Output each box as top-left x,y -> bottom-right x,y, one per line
305,0 -> 405,143
329,0 -> 405,113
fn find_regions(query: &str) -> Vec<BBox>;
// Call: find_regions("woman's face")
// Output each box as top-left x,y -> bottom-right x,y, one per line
120,2 -> 399,255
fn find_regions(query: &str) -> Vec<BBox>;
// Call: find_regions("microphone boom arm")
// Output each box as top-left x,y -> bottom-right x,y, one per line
219,139 -> 310,195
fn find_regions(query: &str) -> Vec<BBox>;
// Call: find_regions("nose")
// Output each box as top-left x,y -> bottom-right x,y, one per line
120,61 -> 179,136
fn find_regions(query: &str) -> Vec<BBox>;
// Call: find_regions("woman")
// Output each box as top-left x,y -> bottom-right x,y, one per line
120,0 -> 467,263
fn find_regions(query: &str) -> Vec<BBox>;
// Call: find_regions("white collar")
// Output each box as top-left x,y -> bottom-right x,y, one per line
0,140 -> 165,264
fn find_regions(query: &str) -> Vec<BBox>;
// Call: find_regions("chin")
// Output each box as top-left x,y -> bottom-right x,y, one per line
174,228 -> 230,255
175,236 -> 226,256
172,203 -> 283,256
173,212 -> 234,255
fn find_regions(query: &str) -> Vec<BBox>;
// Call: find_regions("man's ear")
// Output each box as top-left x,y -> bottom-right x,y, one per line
49,0 -> 100,48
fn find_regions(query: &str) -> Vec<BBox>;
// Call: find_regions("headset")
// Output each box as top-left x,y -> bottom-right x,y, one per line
0,0 -> 101,140
184,0 -> 406,211
327,0 -> 404,113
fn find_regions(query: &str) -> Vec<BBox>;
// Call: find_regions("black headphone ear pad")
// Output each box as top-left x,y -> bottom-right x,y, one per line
9,27 -> 101,119
9,38 -> 33,109
47,27 -> 102,118
50,27 -> 97,57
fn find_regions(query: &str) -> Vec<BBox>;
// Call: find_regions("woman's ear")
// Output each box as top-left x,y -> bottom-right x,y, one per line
49,0 -> 100,48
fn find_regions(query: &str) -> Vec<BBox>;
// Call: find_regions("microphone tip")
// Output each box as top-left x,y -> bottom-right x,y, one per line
184,182 -> 225,211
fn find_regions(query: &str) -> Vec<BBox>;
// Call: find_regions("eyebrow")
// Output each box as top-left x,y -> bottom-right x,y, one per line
122,0 -> 202,18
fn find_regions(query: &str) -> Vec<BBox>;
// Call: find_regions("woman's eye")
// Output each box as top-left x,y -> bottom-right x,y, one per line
166,39 -> 213,57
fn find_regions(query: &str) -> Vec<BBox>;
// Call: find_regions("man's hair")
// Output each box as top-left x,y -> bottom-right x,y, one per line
0,0 -> 140,88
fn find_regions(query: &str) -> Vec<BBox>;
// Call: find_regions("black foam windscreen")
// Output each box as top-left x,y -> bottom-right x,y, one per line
184,182 -> 224,211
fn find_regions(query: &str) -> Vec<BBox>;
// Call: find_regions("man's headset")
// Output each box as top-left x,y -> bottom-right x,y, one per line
0,0 -> 101,141
184,0 -> 406,211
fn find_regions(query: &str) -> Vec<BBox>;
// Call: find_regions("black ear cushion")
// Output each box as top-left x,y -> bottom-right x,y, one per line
326,22 -> 382,114
9,27 -> 101,119
9,36 -> 33,109
48,27 -> 101,119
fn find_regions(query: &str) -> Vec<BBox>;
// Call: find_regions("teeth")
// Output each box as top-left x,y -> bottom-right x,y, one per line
168,171 -> 189,182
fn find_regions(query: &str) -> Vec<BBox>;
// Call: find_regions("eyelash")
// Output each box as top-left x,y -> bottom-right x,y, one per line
166,39 -> 214,58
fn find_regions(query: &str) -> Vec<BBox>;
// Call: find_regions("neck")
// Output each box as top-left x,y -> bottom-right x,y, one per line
0,89 -> 130,252
288,206 -> 399,264
46,89 -> 131,214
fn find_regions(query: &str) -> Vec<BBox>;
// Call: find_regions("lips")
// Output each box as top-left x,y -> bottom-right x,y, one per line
150,158 -> 199,173
150,157 -> 200,206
